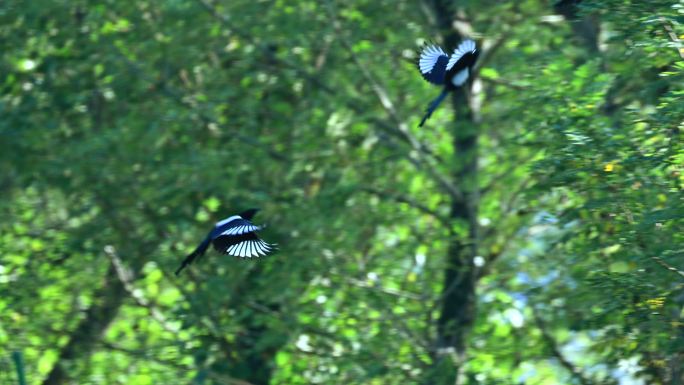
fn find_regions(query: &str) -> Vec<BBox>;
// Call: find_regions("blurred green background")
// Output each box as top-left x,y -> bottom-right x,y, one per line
1,0 -> 683,384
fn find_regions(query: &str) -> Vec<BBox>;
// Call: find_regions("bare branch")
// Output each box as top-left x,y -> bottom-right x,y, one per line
649,255 -> 684,280
104,245 -> 179,335
361,186 -> 450,227
661,17 -> 684,60
532,307 -> 594,385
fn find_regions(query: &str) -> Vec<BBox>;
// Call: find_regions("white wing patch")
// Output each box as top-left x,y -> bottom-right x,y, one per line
419,45 -> 447,74
226,239 -> 274,258
221,224 -> 261,236
447,39 -> 476,71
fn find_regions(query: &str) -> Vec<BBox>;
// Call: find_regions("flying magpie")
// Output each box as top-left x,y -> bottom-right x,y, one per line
174,208 -> 275,276
417,39 -> 480,127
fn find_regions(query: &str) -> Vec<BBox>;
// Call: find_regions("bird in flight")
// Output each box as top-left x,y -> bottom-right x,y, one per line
175,208 -> 276,276
417,39 -> 479,127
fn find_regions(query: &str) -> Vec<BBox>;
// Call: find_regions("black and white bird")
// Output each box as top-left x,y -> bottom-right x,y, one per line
174,208 -> 275,276
417,39 -> 480,127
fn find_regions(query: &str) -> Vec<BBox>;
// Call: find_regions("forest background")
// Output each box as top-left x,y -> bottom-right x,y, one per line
1,0 -> 683,384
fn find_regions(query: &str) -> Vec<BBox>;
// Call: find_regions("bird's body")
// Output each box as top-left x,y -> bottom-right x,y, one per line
417,39 -> 480,127
174,208 -> 275,275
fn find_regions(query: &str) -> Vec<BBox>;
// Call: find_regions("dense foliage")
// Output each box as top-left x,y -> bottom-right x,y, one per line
1,0 -> 682,384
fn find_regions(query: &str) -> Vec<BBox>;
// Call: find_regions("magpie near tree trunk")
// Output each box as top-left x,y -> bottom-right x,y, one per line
416,40 -> 479,127
426,1 -> 481,384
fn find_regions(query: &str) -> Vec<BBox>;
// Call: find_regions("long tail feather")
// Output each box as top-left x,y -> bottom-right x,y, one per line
175,237 -> 210,276
419,89 -> 449,127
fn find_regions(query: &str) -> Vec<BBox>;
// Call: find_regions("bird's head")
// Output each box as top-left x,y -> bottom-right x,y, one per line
238,208 -> 260,220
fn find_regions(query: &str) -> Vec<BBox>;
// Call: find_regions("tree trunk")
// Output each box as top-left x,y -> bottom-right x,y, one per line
42,193 -> 152,385
42,263 -> 129,385
428,1 -> 481,384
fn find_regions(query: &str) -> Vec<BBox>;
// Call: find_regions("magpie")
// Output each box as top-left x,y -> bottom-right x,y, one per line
174,208 -> 275,276
417,39 -> 480,127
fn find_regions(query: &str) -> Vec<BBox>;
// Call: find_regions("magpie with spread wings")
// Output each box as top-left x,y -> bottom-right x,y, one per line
175,208 -> 275,275
417,39 -> 479,127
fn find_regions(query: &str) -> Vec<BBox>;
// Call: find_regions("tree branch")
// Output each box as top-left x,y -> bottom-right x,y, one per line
361,186 -> 450,227
661,17 -> 684,60
333,16 -> 438,159
532,307 -> 593,385
195,0 -> 467,201
328,1 -> 466,202
104,245 -> 179,335
649,255 -> 684,281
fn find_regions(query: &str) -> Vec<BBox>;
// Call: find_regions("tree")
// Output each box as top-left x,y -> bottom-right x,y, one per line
1,0 -> 681,384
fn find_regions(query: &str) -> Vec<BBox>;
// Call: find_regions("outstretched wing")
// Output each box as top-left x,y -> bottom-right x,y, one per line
212,232 -> 275,259
216,218 -> 261,236
417,44 -> 449,85
446,39 -> 478,72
